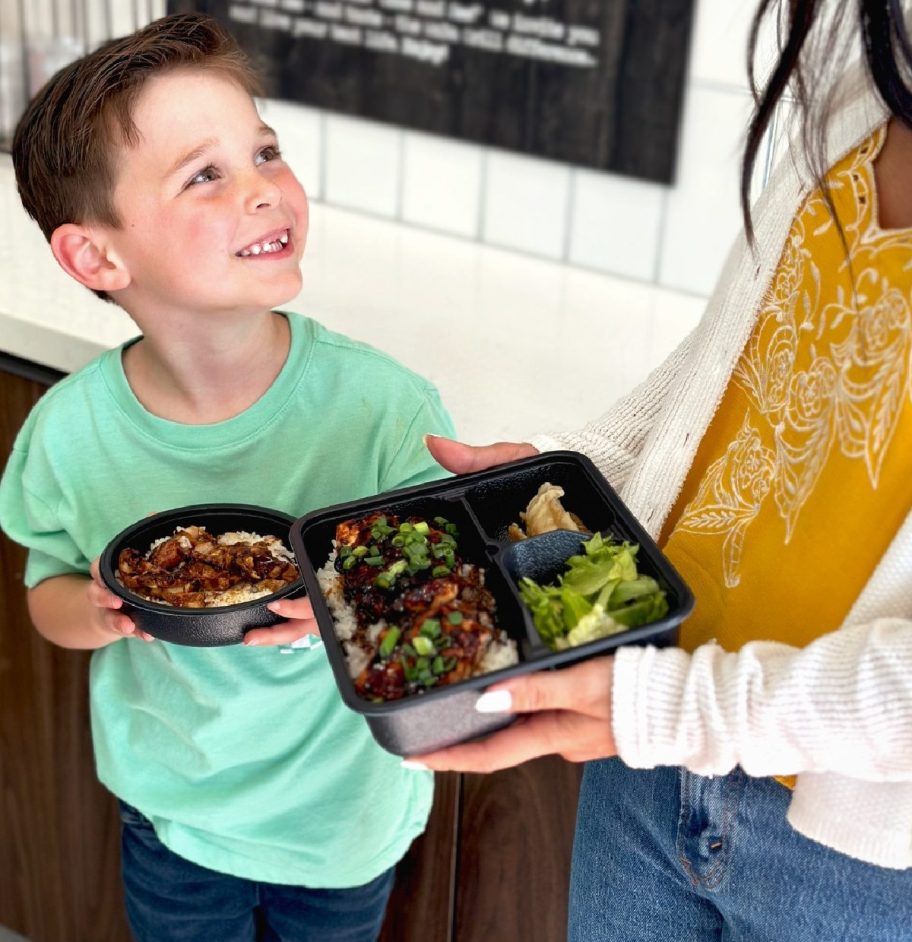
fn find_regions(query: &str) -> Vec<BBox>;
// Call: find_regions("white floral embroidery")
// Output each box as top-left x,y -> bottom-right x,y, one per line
675,129 -> 912,587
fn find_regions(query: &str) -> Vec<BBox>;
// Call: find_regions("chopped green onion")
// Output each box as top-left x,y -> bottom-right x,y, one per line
342,555 -> 357,570
432,565 -> 450,577
379,628 -> 400,658
413,635 -> 436,656
447,611 -> 464,625
352,545 -> 368,557
420,618 -> 441,638
432,656 -> 447,675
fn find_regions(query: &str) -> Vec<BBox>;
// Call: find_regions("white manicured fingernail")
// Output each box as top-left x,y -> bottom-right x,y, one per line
400,760 -> 429,771
476,690 -> 512,713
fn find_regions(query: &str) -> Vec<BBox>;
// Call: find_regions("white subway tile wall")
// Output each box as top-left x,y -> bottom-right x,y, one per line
657,85 -> 755,296
324,113 -> 402,216
0,0 -> 776,301
568,170 -> 665,283
482,149 -> 571,260
401,130 -> 483,238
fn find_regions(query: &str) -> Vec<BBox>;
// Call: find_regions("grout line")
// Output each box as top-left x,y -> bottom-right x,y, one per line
394,128 -> 405,222
474,148 -> 488,242
652,190 -> 670,284
317,110 -> 328,203
561,168 -> 577,263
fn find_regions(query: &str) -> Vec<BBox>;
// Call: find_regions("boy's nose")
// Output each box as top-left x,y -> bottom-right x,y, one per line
243,173 -> 282,211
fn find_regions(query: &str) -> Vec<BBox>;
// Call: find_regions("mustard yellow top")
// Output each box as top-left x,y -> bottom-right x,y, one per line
662,126 -> 912,657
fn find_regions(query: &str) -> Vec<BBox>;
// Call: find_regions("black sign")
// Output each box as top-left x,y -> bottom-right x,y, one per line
169,0 -> 696,184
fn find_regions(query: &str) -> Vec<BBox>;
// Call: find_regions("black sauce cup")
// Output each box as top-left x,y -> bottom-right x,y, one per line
99,504 -> 305,647
289,451 -> 694,756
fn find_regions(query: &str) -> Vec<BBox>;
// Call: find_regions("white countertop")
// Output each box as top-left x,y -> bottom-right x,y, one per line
0,155 -> 705,443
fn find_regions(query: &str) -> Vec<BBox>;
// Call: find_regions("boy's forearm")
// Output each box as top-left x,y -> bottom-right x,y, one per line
27,575 -> 121,650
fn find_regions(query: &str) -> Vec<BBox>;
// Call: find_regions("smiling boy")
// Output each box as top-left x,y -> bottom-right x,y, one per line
0,14 -> 453,941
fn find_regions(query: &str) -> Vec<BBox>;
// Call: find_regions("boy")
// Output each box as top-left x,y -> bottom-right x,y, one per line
0,13 -> 453,942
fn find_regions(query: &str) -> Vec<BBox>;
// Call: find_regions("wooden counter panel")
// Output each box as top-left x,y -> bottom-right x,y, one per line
454,761 -> 581,941
0,367 -> 131,941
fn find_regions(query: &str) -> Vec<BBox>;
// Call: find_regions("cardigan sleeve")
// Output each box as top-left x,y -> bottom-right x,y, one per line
611,616 -> 912,782
529,329 -> 697,490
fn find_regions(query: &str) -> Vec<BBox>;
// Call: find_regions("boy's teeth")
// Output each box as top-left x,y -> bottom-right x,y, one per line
238,231 -> 289,257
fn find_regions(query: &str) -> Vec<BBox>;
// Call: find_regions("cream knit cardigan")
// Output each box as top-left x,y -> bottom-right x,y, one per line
531,73 -> 912,870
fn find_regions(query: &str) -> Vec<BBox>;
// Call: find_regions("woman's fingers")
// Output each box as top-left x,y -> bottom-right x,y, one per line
409,711 -> 616,772
424,435 -> 538,474
405,658 -> 617,772
480,657 -> 615,719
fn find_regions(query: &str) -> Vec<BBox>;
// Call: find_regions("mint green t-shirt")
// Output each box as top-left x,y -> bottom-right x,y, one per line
0,312 -> 455,887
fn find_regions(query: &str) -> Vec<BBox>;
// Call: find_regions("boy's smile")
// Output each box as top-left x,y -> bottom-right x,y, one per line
100,68 -> 308,320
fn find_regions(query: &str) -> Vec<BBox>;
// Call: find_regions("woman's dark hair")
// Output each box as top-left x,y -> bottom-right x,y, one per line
741,0 -> 912,242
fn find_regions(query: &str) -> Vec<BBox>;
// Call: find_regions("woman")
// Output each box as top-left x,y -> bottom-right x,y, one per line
409,2 -> 912,938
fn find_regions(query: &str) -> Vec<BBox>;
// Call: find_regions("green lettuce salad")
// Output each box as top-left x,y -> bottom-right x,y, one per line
518,533 -> 669,650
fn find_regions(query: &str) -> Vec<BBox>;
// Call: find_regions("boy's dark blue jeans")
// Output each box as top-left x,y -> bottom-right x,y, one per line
118,801 -> 395,942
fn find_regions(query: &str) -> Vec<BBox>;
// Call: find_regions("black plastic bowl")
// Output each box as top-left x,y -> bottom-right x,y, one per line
99,504 -> 305,646
289,451 -> 694,756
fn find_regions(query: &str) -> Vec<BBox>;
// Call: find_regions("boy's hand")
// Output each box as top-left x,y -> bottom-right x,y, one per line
243,596 -> 320,647
88,558 -> 155,642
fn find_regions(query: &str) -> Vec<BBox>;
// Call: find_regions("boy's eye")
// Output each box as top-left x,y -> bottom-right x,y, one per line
256,145 -> 281,165
185,165 -> 219,188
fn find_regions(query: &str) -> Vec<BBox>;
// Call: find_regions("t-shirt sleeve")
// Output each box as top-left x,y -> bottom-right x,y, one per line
0,429 -> 88,588
378,386 -> 456,493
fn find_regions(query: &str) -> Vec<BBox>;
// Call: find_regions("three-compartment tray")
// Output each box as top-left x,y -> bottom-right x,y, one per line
289,450 -> 694,756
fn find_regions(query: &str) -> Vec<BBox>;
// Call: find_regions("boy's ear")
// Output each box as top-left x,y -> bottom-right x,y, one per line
50,224 -> 131,294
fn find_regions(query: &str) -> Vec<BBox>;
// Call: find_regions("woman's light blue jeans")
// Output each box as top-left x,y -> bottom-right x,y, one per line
119,801 -> 394,942
569,759 -> 912,941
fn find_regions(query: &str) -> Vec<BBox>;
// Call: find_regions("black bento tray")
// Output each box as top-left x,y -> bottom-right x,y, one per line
289,451 -> 694,756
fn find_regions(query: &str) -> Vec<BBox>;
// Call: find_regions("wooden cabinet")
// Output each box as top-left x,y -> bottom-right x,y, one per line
0,356 -> 581,942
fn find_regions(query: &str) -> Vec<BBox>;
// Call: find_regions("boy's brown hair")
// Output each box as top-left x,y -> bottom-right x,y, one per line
13,13 -> 261,249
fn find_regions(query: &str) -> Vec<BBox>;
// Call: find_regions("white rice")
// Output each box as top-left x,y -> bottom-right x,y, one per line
317,545 -> 519,680
481,638 -> 519,672
317,548 -> 384,675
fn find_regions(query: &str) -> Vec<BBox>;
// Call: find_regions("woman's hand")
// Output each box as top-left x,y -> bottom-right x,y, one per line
425,434 -> 539,473
88,558 -> 155,642
243,595 -> 320,647
406,656 -> 618,772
